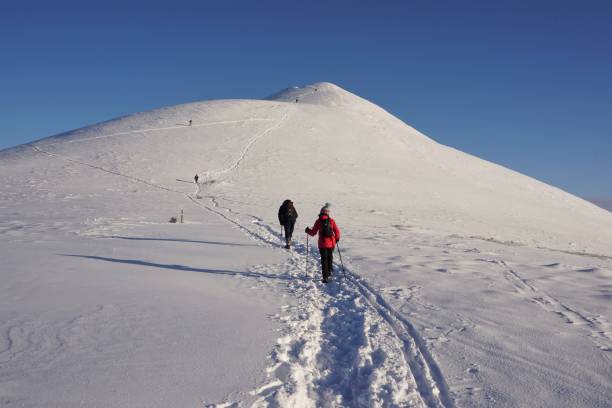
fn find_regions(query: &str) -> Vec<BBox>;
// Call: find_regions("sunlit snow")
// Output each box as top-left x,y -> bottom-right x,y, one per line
1,82 -> 611,407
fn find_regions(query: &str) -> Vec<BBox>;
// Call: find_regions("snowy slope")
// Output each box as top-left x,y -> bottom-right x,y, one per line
14,81 -> 612,256
590,198 -> 612,212
1,82 -> 611,407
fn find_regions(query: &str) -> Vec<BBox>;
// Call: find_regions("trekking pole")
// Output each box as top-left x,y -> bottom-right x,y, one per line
336,243 -> 346,279
306,234 -> 309,276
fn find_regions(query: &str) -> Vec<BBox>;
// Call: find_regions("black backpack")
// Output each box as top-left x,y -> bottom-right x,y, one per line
283,205 -> 295,221
320,216 -> 333,237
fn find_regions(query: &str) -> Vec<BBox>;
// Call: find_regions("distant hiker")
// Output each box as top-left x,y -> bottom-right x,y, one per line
305,203 -> 341,283
194,173 -> 202,198
278,199 -> 298,249
189,119 -> 193,126
295,98 -> 299,103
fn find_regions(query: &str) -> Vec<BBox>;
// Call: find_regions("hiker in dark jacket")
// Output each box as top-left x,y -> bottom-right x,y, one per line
278,199 -> 298,249
305,203 -> 341,283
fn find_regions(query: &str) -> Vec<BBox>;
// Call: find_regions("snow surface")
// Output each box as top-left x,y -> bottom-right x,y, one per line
1,81 -> 611,407
590,198 -> 612,213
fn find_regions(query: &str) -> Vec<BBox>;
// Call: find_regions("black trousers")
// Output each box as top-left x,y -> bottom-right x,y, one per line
319,248 -> 334,279
283,222 -> 295,244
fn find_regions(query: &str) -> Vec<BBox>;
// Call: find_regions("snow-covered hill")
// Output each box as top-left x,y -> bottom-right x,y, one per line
9,81 -> 611,256
1,82 -> 610,407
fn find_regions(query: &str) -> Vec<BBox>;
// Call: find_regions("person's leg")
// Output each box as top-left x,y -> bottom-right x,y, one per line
324,248 -> 333,278
287,222 -> 295,245
319,248 -> 328,281
283,224 -> 290,247
320,248 -> 333,280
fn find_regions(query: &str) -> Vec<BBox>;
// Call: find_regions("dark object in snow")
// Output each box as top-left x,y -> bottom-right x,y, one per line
188,119 -> 192,126
336,242 -> 346,278
319,248 -> 333,281
169,216 -> 178,223
278,199 -> 298,248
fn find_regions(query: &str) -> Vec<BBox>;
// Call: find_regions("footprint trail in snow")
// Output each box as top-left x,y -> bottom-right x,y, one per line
199,199 -> 453,408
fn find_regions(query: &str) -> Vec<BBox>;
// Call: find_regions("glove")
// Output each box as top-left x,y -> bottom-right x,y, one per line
305,227 -> 311,234
335,237 -> 339,243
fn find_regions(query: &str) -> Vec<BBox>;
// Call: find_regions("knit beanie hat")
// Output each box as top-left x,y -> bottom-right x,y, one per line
320,202 -> 331,214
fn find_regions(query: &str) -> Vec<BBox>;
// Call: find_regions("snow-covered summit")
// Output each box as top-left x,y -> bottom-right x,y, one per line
267,82 -> 357,106
266,82 -> 425,130
2,82 -> 612,256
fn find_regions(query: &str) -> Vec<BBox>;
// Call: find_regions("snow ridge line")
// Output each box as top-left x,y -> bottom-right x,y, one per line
37,118 -> 275,147
481,258 -> 612,359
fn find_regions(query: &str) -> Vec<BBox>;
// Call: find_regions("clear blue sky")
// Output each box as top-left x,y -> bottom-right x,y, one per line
1,0 -> 610,199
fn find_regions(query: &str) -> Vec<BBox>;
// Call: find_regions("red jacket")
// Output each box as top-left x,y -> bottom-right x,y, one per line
306,214 -> 341,249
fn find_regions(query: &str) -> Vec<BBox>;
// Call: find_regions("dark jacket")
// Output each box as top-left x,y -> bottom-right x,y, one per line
278,200 -> 298,225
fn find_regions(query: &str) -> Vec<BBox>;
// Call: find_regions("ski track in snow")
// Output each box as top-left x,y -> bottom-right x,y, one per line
27,106 -> 454,407
478,258 -> 612,359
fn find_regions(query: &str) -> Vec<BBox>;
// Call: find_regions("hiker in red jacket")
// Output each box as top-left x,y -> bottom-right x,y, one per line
305,203 -> 341,283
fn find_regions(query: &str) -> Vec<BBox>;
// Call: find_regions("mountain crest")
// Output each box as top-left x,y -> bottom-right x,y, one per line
266,82 -> 373,109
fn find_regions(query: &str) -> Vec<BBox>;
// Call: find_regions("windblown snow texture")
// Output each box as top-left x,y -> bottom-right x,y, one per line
1,82 -> 611,407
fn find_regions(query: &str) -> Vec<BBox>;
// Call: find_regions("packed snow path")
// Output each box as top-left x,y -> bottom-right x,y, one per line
206,213 -> 455,408
190,196 -> 454,407
28,111 -> 453,407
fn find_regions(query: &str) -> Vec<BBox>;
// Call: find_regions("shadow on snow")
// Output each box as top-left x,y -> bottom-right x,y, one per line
102,235 -> 259,247
60,254 -> 292,281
